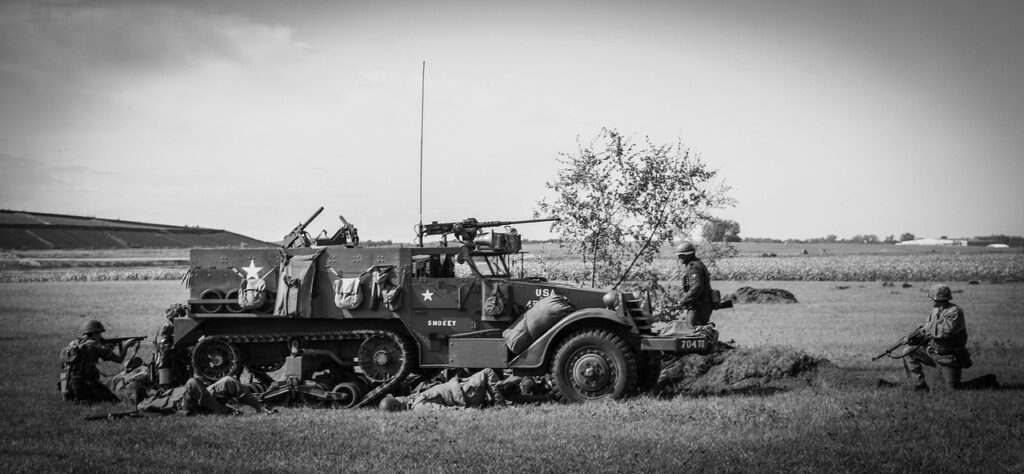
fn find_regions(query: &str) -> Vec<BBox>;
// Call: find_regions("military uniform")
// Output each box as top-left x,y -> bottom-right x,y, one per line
680,257 -> 714,326
410,368 -> 504,411
154,304 -> 189,387
137,376 -> 263,415
64,338 -> 124,402
904,302 -> 972,389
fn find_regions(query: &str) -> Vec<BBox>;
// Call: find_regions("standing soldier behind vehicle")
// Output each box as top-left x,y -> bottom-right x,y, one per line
889,284 -> 998,391
59,319 -> 140,402
154,303 -> 189,388
676,242 -> 714,327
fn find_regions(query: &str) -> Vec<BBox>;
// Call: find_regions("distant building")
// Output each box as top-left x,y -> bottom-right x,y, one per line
895,238 -> 996,247
895,238 -> 960,246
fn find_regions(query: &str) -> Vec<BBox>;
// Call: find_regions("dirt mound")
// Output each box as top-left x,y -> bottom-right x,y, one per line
727,287 -> 798,304
654,345 -> 829,397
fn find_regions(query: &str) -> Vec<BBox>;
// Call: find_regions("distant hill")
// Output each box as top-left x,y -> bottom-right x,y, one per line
0,210 -> 270,250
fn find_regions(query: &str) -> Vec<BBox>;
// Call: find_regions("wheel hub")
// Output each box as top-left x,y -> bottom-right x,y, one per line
372,349 -> 391,366
572,352 -> 611,391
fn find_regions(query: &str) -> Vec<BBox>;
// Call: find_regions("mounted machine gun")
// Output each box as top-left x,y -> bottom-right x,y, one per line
282,207 -> 324,248
416,217 -> 560,249
315,215 -> 360,247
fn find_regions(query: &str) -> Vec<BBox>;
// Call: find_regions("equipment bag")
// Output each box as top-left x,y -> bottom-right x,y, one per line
238,278 -> 268,310
333,277 -> 363,309
375,267 -> 403,311
503,294 -> 575,354
57,339 -> 83,398
274,249 -> 324,317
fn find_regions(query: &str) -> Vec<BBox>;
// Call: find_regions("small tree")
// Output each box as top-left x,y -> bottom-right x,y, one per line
536,128 -> 732,318
702,217 -> 741,242
900,232 -> 916,242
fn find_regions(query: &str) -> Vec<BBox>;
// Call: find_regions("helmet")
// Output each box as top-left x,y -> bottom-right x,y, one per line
929,284 -> 952,301
378,394 -> 407,412
519,376 -> 537,396
675,242 -> 696,255
499,380 -> 522,401
165,303 -> 188,319
81,319 -> 105,335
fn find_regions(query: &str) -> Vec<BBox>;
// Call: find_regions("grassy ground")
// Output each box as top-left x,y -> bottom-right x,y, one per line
1,280 -> 1022,472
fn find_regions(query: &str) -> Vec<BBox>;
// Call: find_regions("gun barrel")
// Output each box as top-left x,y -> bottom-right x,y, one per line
300,207 -> 325,230
476,217 -> 561,228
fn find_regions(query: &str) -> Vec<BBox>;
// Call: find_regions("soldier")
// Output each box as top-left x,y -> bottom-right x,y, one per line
379,368 -> 507,411
104,356 -> 151,406
676,242 -> 715,327
153,303 -> 189,388
888,284 -> 998,391
137,376 -> 276,416
60,319 -> 141,403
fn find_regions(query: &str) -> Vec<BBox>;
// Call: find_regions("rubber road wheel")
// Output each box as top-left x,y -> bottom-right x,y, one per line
191,337 -> 243,383
550,329 -> 638,402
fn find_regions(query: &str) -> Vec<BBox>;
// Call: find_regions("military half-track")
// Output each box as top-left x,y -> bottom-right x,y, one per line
168,210 -> 715,407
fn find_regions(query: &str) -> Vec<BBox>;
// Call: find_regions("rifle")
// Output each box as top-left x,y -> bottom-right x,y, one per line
282,206 -> 324,248
101,336 -> 146,354
417,217 -> 560,244
85,410 -> 143,421
871,327 -> 928,361
102,336 -> 146,345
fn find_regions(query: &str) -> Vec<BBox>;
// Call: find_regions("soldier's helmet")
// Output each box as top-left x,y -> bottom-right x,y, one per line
81,319 -> 105,335
165,303 -> 188,320
929,284 -> 952,301
675,242 -> 697,255
378,394 -> 407,412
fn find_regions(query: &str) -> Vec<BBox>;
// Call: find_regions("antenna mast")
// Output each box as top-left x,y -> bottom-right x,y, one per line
418,60 -> 425,247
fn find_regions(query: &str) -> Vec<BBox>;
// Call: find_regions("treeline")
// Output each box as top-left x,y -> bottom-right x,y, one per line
744,234 -> 1024,245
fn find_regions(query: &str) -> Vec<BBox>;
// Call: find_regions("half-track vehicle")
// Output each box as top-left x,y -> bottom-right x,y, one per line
167,210 -> 716,407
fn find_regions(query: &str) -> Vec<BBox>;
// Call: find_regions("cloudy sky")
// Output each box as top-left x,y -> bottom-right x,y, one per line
1,0 -> 1022,243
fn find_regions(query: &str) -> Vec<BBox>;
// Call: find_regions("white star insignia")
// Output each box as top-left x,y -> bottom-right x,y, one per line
241,258 -> 263,280
421,290 -> 435,302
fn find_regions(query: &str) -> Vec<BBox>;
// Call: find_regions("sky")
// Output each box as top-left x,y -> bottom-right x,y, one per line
1,0 -> 1022,243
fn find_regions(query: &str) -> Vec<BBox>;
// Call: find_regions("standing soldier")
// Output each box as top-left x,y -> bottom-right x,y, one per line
676,242 -> 715,327
59,319 -> 140,402
886,284 -> 998,391
154,303 -> 189,388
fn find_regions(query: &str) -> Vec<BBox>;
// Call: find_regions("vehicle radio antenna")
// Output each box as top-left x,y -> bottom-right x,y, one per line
418,60 -> 426,247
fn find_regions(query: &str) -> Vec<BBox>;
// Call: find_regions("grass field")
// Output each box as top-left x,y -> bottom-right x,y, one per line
2,279 -> 1022,472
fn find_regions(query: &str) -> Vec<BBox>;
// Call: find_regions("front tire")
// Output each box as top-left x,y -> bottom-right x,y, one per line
550,329 -> 637,402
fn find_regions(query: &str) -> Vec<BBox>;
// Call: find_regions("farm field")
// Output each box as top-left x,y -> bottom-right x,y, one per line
1,279 -> 1021,472
4,243 -> 1023,283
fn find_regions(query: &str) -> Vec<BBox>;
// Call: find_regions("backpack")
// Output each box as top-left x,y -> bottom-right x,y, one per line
58,339 -> 84,399
238,278 -> 268,310
334,277 -> 363,309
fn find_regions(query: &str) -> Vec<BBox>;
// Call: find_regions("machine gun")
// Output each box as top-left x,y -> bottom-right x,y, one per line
315,214 -> 360,247
416,217 -> 559,246
282,207 -> 324,248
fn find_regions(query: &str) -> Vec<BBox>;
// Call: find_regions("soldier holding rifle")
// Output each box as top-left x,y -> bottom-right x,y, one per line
876,284 -> 998,391
59,319 -> 143,402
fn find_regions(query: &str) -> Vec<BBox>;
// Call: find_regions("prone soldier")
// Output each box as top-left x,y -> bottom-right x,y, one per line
137,376 -> 276,416
379,368 -> 512,411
